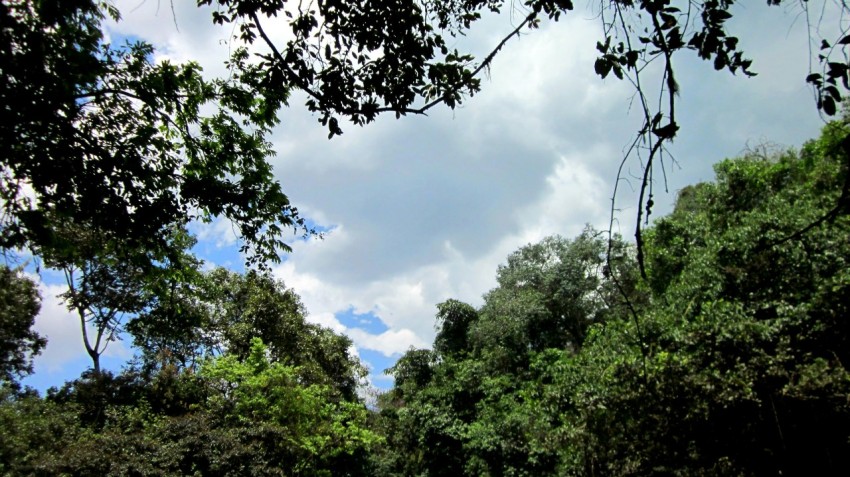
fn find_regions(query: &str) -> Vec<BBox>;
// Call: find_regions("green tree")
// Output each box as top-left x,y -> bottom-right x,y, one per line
41,225 -> 198,374
1,0 -> 307,270
0,387 -> 86,475
375,117 -> 850,474
434,300 -> 478,360
52,234 -> 149,374
379,353 -> 475,477
0,266 -> 45,383
131,267 -> 366,400
547,119 -> 850,475
200,338 -> 379,476
474,227 -> 632,363
375,230 -> 637,477
0,340 -> 379,476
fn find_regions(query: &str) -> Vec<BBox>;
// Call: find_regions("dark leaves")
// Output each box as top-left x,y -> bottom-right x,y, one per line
1,1 -> 310,269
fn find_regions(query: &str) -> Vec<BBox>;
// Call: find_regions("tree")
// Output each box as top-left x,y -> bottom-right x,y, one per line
545,119 -> 850,475
434,300 -> 478,359
379,347 -> 475,477
475,227 -> 632,359
0,339 -> 379,476
40,225 -> 199,374
198,338 -> 379,476
374,231 -> 637,477
1,0 -> 308,270
375,115 -> 850,475
0,386 -> 86,475
131,267 -> 367,399
52,231 -> 150,374
0,266 -> 45,382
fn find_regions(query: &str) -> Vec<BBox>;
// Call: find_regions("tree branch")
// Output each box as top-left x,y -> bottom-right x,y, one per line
249,10 -> 535,119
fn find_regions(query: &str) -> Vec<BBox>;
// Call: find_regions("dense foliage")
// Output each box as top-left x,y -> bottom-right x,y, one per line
1,0 -> 307,270
0,267 -> 45,383
3,1 -> 850,475
374,120 -> 850,476
0,270 -> 378,476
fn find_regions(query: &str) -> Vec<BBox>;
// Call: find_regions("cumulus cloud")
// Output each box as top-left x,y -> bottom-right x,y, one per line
271,150 -> 612,353
346,329 -> 428,358
193,216 -> 240,248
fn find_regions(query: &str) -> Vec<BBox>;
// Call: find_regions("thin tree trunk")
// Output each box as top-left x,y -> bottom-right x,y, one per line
78,307 -> 101,374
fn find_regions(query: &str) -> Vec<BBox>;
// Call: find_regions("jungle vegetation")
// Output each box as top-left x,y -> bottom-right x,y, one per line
2,1 -> 849,475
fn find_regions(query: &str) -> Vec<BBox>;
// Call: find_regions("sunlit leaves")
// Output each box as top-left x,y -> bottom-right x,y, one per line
376,120 -> 850,476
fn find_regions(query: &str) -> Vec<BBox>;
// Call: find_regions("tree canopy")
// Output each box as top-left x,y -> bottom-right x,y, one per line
3,1 -> 850,475
0,270 -> 378,475
0,267 -> 45,383
1,0 -> 307,269
373,118 -> 850,476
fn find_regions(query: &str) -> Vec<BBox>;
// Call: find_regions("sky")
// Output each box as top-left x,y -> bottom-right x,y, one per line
21,1 -> 840,391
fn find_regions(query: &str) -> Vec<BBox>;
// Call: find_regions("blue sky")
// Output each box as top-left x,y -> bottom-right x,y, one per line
21,1 -> 842,393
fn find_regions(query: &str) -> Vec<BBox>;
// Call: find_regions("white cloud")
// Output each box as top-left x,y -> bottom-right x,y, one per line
271,150 -> 611,353
346,328 -> 428,357
193,216 -> 240,248
30,282 -> 82,373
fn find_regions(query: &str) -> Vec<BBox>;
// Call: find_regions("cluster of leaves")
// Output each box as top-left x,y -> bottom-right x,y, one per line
199,0 -> 849,139
130,266 -> 367,400
372,228 -> 640,476
1,0 -> 308,271
807,33 -> 850,116
0,267 -> 379,476
201,0 -> 493,137
373,120 -> 850,476
0,267 -> 45,383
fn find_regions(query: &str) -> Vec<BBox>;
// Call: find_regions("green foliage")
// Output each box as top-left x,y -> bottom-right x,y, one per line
375,229 -> 636,477
0,0 -> 307,270
0,260 -> 380,476
474,228 -> 633,365
0,388 -> 85,475
131,267 -> 366,399
199,338 -> 380,476
434,300 -> 478,359
0,266 -> 45,383
375,121 -> 850,476
0,338 -> 378,476
553,121 -> 850,475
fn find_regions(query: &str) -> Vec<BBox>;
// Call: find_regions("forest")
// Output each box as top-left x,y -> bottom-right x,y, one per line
2,0 -> 850,476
